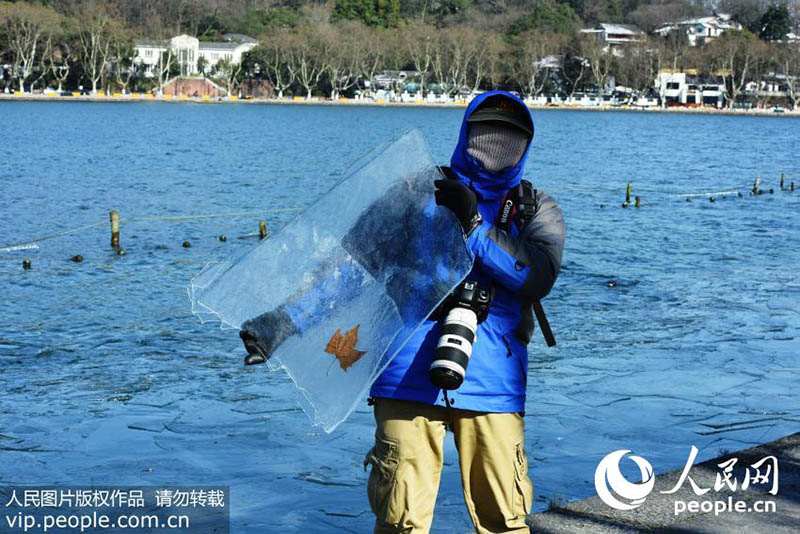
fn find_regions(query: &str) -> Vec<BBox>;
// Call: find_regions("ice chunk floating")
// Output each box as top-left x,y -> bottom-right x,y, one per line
189,129 -> 473,432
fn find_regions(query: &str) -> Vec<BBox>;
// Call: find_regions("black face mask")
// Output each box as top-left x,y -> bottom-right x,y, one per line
466,122 -> 529,172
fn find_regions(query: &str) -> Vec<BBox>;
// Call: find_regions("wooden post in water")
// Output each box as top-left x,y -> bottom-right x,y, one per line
259,220 -> 267,240
110,210 -> 120,249
780,173 -> 786,190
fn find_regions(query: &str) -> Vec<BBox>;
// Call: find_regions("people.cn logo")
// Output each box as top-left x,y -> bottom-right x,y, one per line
594,450 -> 656,510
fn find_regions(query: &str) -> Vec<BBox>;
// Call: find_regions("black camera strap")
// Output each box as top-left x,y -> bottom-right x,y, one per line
533,300 -> 556,347
497,180 -> 536,232
497,180 -> 557,348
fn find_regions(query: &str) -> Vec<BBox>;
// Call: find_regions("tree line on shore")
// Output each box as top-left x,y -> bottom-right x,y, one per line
1,0 -> 799,108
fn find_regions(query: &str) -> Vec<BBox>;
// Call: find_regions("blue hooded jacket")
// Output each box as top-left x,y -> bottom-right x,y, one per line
369,91 -> 566,413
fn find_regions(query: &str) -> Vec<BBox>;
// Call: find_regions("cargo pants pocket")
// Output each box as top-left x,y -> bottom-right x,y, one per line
512,441 -> 534,518
364,436 -> 401,524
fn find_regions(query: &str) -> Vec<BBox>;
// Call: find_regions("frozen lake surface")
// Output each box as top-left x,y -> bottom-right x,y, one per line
1,101 -> 799,532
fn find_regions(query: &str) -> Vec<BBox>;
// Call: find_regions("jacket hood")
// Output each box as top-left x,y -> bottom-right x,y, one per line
449,90 -> 535,201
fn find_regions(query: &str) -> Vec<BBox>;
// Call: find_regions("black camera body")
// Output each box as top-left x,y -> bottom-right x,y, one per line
429,280 -> 493,391
448,281 -> 492,321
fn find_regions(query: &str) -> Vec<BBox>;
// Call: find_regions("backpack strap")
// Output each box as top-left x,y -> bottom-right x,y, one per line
496,179 -> 537,232
517,179 -> 537,229
533,300 -> 557,347
498,180 -> 557,348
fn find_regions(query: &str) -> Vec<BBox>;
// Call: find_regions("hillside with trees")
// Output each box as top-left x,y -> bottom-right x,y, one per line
1,0 -> 799,107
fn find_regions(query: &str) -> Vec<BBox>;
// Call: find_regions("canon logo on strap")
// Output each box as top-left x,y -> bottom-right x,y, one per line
500,199 -> 514,225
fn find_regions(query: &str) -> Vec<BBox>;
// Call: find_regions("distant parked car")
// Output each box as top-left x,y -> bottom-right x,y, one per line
773,105 -> 785,113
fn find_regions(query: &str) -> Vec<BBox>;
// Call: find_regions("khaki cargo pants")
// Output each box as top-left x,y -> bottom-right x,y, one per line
363,398 -> 533,534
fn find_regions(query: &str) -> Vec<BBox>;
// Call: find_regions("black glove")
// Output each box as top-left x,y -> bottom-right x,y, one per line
434,179 -> 482,236
239,307 -> 297,365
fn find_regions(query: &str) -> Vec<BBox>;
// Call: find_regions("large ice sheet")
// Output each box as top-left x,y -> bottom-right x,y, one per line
188,129 -> 473,432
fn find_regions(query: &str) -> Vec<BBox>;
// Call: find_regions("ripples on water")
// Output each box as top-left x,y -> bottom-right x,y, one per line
1,102 -> 799,532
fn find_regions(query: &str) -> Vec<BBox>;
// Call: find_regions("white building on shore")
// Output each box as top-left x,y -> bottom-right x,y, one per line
654,14 -> 742,47
133,34 -> 257,78
655,71 -> 726,107
581,23 -> 645,54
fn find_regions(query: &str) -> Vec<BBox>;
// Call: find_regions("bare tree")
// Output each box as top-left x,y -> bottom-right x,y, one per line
0,2 -> 60,92
156,48 -> 176,94
431,28 -> 453,98
468,30 -> 495,95
432,27 -> 482,99
778,42 -> 800,109
561,35 -> 588,99
29,33 -> 53,92
259,28 -> 295,99
512,30 -> 565,99
484,32 -> 509,91
76,3 -> 120,94
48,40 -> 75,92
112,28 -> 135,93
41,14 -> 78,93
402,21 -> 436,98
707,30 -> 759,108
286,26 -> 327,99
323,22 -> 362,99
579,33 -> 613,96
747,40 -> 774,108
215,58 -> 243,96
660,29 -> 689,72
615,38 -> 660,101
357,25 -> 387,99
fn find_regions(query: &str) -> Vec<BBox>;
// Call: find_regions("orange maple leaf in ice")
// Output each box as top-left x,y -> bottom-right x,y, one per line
325,324 -> 367,371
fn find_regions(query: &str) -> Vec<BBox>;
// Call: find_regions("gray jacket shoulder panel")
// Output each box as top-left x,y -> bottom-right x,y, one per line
517,189 -> 565,300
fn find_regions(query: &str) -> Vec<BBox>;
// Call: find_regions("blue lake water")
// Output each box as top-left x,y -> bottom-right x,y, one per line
1,101 -> 799,533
